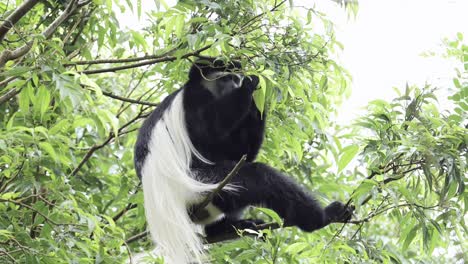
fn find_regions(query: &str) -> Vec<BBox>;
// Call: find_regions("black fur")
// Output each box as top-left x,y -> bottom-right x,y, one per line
134,91 -> 180,180
135,59 -> 352,239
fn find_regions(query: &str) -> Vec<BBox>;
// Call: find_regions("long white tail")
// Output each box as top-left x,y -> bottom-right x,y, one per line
140,90 -> 218,264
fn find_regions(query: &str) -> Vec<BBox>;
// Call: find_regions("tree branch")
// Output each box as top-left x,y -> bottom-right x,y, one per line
236,0 -> 287,34
101,91 -> 159,107
0,198 -> 82,227
0,86 -> 21,105
70,109 -> 149,177
0,0 -> 83,68
113,203 -> 137,222
192,155 -> 247,217
347,203 -> 438,224
126,231 -> 148,244
65,47 -> 178,66
0,0 -> 40,43
80,45 -> 212,75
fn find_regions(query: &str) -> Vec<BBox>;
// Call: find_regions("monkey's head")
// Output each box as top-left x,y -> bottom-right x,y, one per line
188,58 -> 245,97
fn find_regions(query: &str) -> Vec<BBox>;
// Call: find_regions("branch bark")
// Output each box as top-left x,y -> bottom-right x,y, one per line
65,49 -> 177,66
80,45 -> 212,75
192,155 -> 247,216
0,0 -> 82,68
0,0 -> 40,43
101,91 -> 159,107
0,86 -> 21,105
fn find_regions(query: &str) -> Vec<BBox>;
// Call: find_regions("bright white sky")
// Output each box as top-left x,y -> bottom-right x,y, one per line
311,0 -> 468,122
120,0 -> 468,122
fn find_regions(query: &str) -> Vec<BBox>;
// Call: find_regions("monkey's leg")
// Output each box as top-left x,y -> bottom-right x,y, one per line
198,162 -> 352,233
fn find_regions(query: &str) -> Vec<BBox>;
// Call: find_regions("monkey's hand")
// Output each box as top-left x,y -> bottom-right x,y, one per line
324,201 -> 354,223
242,75 -> 259,93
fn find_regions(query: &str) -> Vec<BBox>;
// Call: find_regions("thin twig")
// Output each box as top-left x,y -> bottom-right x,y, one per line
112,203 -> 137,222
101,91 -> 158,106
126,231 -> 148,244
347,203 -> 439,224
0,198 -> 80,227
0,249 -> 16,263
193,155 -> 247,213
70,109 -> 149,177
81,45 -> 212,75
66,52 -> 173,66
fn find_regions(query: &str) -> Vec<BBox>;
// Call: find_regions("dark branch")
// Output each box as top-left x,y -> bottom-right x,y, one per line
192,155 -> 247,215
0,86 -> 21,105
70,109 -> 149,177
0,0 -> 86,68
65,47 -> 178,66
0,0 -> 40,43
346,203 -> 439,224
101,91 -> 159,107
81,45 -> 212,75
0,198 -> 82,227
113,203 -> 137,222
126,231 -> 149,244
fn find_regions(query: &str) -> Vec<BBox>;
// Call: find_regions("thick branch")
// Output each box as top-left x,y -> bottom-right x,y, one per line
0,0 -> 40,42
0,0 -> 81,68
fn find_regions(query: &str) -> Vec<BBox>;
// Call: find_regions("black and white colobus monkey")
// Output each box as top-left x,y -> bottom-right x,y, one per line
134,59 -> 353,263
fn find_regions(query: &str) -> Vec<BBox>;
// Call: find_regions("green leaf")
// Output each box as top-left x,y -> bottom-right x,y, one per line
39,142 -> 59,162
0,66 -> 31,77
253,75 -> 266,115
257,207 -> 283,225
403,225 -> 419,251
338,145 -> 359,172
80,75 -> 102,97
286,242 -> 309,255
18,88 -> 30,113
34,85 -> 51,120
131,31 -> 148,51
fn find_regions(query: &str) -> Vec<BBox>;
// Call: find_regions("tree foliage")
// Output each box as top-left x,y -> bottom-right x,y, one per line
0,0 -> 465,263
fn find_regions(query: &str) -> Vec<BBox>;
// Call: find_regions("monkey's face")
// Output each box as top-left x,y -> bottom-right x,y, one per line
201,72 -> 244,98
